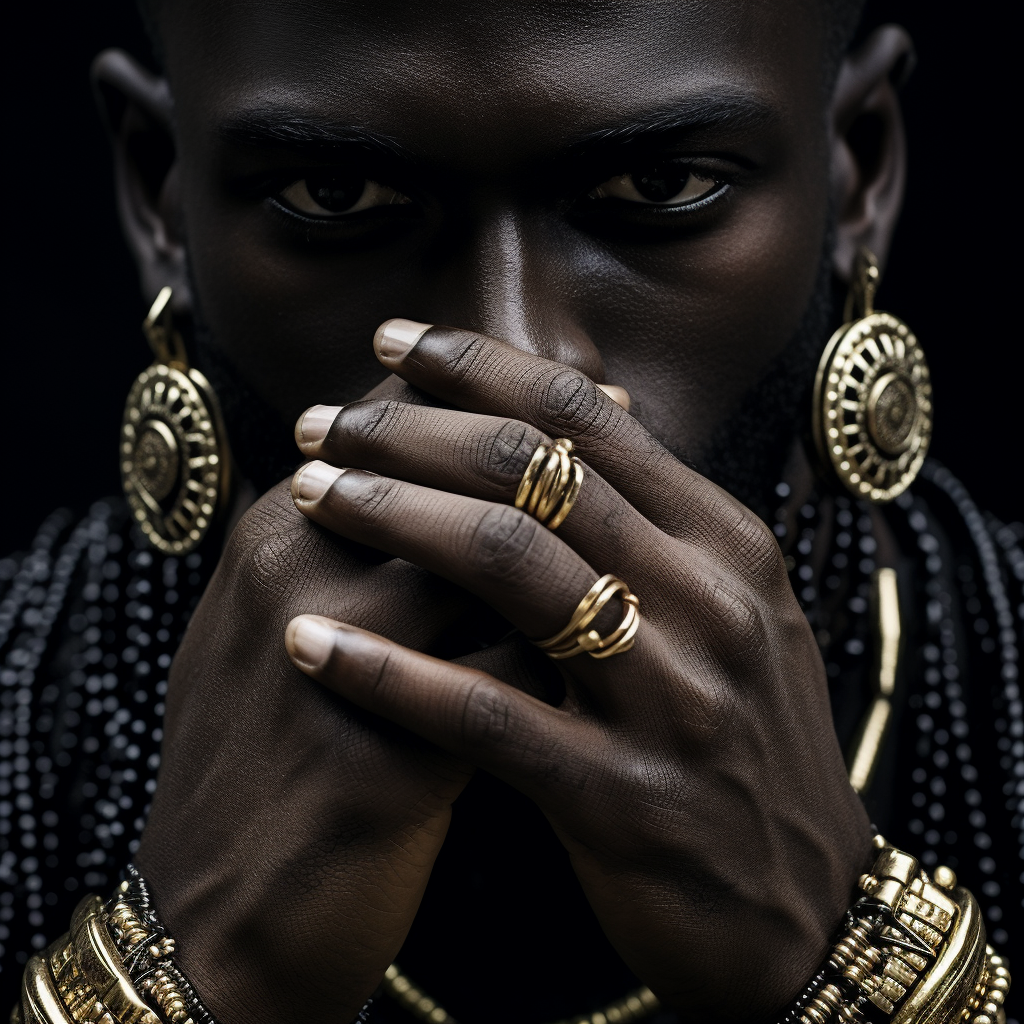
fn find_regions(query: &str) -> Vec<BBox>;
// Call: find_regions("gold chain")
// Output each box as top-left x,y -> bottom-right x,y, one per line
381,963 -> 660,1024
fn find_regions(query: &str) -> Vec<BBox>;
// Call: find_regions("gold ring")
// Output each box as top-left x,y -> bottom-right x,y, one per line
534,574 -> 640,659
514,438 -> 584,530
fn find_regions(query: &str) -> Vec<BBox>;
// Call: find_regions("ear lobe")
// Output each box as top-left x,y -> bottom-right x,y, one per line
91,49 -> 190,312
829,25 -> 914,284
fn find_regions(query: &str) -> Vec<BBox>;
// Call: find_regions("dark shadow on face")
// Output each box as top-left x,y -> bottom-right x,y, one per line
151,0 -> 841,513
195,237 -> 837,521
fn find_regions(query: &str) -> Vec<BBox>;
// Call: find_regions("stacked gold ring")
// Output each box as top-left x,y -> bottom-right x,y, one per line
514,437 -> 583,530
535,574 -> 640,660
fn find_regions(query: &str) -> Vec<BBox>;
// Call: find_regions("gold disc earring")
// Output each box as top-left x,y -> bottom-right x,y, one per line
120,287 -> 231,554
812,249 -> 932,503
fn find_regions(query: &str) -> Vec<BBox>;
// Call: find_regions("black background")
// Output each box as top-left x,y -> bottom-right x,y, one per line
1,1 -> 1018,552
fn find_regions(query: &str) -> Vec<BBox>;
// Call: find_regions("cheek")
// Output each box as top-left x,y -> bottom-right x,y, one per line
589,176 -> 829,452
182,175 -> 422,423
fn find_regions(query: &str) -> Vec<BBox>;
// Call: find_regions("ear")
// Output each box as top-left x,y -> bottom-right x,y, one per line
91,49 -> 190,313
829,25 -> 915,282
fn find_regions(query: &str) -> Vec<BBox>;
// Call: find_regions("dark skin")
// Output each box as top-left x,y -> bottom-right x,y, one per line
92,2 -> 912,1020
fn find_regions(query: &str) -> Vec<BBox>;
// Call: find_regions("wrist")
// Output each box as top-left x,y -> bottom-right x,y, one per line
679,810 -> 874,1021
14,865 -> 379,1024
134,859 -> 394,1024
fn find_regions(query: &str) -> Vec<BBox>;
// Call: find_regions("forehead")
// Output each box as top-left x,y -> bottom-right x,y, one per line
162,0 -> 826,158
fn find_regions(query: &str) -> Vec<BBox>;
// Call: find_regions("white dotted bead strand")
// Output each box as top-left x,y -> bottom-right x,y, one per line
2,501 -> 209,972
72,527 -> 206,896
773,487 -> 876,720
900,496 -> 963,872
906,464 -> 1019,950
0,509 -> 74,647
0,506 -> 96,961
924,464 -> 1020,947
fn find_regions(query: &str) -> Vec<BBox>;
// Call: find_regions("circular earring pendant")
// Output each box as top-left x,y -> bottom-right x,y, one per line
812,310 -> 932,504
121,363 -> 228,554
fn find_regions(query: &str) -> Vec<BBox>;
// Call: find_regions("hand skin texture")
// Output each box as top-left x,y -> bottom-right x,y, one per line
286,324 -> 872,1020
91,0 -> 916,1020
136,481 -> 475,1021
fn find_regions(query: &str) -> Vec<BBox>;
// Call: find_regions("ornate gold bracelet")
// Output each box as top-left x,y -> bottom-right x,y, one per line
14,842 -> 1011,1024
12,865 -> 218,1024
782,835 -> 1011,1024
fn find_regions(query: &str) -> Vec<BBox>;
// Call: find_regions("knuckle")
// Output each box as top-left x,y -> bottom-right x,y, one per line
459,676 -> 511,747
682,674 -> 738,745
443,330 -> 493,384
467,504 -> 545,585
226,488 -> 321,611
348,400 -> 406,448
245,529 -> 304,603
537,369 -> 609,437
344,473 -> 401,524
732,514 -> 779,570
363,645 -> 396,702
480,420 -> 545,481
700,575 -> 768,654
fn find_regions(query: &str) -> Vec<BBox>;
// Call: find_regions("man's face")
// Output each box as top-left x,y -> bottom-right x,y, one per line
160,0 -> 832,490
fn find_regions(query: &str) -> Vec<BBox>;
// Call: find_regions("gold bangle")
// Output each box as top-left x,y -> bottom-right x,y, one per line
792,835 -> 1012,1024
18,896 -> 163,1024
535,574 -> 640,659
17,868 -> 218,1024
514,437 -> 584,530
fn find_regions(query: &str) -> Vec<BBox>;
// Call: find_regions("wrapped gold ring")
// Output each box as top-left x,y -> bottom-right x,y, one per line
514,437 -> 583,530
534,574 -> 640,659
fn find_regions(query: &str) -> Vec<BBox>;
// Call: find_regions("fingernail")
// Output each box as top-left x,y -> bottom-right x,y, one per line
286,615 -> 337,670
295,405 -> 342,447
374,318 -> 433,362
292,461 -> 345,502
598,384 -> 631,412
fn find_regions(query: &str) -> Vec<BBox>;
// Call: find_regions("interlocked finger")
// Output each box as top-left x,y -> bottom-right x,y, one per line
291,464 -> 651,699
362,320 -> 788,587
285,616 -> 606,819
295,401 -> 664,576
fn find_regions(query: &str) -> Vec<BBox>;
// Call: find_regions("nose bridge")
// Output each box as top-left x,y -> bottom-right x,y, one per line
422,206 -> 607,383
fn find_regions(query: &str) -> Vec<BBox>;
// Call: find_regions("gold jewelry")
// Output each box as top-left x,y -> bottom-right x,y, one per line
20,832 -> 1010,1024
812,249 -> 932,504
792,834 -> 1011,1024
120,287 -> 230,555
382,962 -> 659,1024
847,566 -> 901,794
534,573 -> 640,659
16,867 -> 218,1024
18,898 -> 183,1024
385,836 -> 1013,1024
514,437 -> 584,530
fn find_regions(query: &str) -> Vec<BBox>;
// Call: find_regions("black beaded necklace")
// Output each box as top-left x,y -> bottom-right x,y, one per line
774,465 -> 1020,954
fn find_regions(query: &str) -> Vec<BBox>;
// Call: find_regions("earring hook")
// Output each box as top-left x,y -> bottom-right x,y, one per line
844,248 -> 881,322
142,286 -> 189,369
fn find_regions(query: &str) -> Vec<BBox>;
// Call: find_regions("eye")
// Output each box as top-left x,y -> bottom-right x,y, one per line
276,172 -> 412,217
589,163 -> 722,206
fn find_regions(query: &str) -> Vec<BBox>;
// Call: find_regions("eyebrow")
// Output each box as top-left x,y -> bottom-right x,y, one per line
217,111 -> 413,159
215,92 -> 776,163
571,94 -> 777,150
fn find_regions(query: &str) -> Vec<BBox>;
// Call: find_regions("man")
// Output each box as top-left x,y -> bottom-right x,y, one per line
2,1 -> 1017,1021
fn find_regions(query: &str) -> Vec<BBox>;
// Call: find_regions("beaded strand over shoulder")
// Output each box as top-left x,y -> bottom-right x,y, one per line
0,501 -> 211,980
772,464 -> 1019,950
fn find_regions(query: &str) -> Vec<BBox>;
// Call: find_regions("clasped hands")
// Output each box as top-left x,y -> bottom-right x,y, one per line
138,320 -> 870,1024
